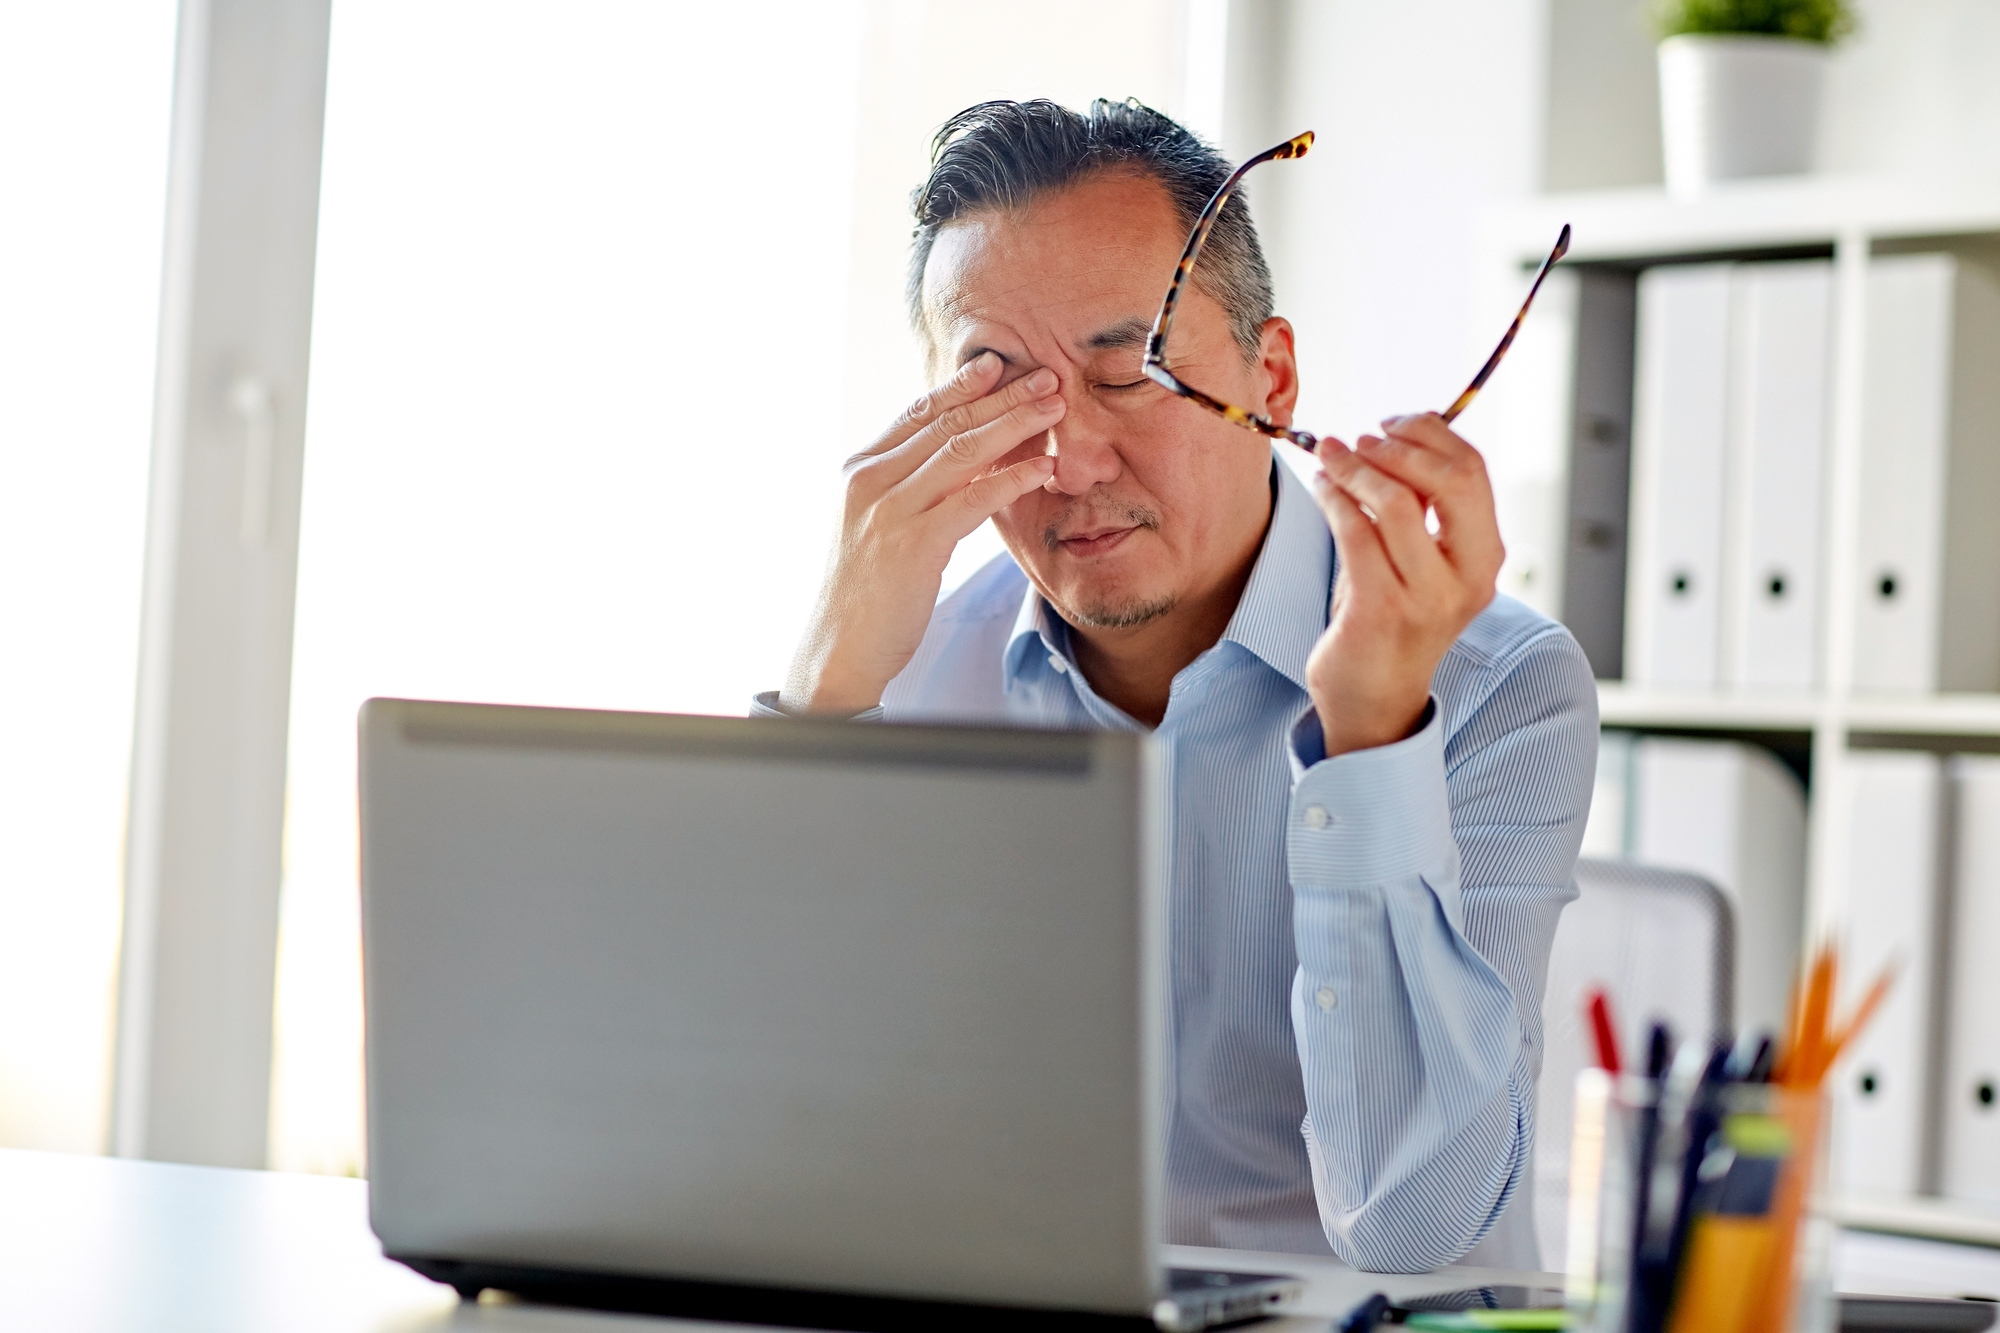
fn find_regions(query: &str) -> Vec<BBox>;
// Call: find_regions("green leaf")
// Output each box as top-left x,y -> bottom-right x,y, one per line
1650,0 -> 1856,45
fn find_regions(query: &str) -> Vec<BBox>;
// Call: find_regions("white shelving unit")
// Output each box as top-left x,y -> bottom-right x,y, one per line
1482,171 -> 2000,1248
1597,687 -> 2000,740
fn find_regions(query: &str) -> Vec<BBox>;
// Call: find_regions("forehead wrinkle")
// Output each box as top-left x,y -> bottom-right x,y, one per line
921,187 -> 1188,362
949,238 -> 1154,303
931,197 -> 1172,291
934,260 -> 1159,353
1082,316 -> 1153,352
934,282 -> 1124,369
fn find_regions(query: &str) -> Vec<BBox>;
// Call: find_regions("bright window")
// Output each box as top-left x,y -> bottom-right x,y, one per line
273,0 -> 1188,1175
0,2 -> 175,1153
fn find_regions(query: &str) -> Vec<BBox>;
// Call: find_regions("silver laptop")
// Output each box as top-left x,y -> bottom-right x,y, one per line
359,699 -> 1299,1329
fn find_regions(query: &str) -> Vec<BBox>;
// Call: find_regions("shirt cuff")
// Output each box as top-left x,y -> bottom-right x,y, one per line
749,690 -> 885,723
1285,697 -> 1459,896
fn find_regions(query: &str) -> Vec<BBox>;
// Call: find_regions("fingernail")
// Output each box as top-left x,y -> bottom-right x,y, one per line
1027,368 -> 1056,393
967,351 -> 997,375
1036,394 -> 1064,414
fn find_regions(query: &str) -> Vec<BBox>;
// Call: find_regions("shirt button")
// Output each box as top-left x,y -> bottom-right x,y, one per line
1315,986 -> 1337,1012
1302,805 -> 1331,829
1047,654 -> 1069,674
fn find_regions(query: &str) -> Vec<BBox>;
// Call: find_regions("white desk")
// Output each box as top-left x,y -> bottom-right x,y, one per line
0,1149 -> 1560,1331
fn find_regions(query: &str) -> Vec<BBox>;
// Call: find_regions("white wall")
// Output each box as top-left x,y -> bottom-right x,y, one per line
1259,0 -> 1553,443
1819,0 -> 2000,175
1543,0 -> 1661,190
1543,0 -> 2000,190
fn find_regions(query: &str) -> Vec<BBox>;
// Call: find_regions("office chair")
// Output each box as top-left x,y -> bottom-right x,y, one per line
1531,857 -> 1736,1269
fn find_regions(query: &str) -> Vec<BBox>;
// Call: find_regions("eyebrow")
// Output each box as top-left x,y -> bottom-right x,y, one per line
950,316 -> 1152,370
1082,317 -> 1152,352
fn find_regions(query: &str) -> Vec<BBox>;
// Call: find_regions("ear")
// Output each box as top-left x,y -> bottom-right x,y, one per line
1255,317 -> 1300,428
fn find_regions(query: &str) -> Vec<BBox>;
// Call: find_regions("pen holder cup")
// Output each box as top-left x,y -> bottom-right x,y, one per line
1562,1071 -> 1832,1333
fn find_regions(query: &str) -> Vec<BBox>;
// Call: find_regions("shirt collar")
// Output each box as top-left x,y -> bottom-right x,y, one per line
1004,575 -> 1067,690
1219,452 -> 1334,695
1002,447 -> 1335,696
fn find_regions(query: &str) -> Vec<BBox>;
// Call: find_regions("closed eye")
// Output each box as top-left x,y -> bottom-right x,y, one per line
1098,379 -> 1148,391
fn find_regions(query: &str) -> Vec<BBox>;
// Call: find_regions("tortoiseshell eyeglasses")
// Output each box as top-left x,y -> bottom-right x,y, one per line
1142,129 -> 1571,450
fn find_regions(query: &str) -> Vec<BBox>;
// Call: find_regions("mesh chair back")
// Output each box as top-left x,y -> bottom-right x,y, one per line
1532,857 -> 1735,1268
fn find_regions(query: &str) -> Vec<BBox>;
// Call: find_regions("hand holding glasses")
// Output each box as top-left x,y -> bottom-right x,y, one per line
1141,129 -> 1570,447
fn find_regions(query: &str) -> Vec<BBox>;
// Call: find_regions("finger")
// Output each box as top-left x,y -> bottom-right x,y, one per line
1319,444 -> 1452,595
867,364 -> 1060,489
901,386 -> 1065,506
1309,461 -> 1396,591
928,454 -> 1059,544
1359,414 -> 1503,576
852,351 -> 1007,462
1355,416 -> 1465,497
1378,411 -> 1462,454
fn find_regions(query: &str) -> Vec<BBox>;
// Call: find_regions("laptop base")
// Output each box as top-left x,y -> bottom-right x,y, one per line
396,1254 -> 1175,1331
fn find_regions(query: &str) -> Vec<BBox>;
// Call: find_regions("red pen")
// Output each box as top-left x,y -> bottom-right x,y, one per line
1585,987 -> 1622,1075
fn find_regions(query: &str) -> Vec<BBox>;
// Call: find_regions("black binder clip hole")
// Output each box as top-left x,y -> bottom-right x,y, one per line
1670,571 -> 1692,597
1766,572 -> 1787,600
1878,573 -> 1899,600
1859,1071 -> 1878,1097
1978,1080 -> 1995,1109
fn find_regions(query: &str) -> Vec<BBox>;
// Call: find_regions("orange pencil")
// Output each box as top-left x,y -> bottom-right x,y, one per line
1780,946 -> 1837,1088
1819,966 -> 1896,1084
1745,946 -> 1894,1330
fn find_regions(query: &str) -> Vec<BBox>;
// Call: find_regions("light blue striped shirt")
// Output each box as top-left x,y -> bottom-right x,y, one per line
761,453 -> 1596,1272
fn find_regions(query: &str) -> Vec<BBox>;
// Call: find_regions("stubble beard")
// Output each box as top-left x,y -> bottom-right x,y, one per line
1040,500 -> 1177,630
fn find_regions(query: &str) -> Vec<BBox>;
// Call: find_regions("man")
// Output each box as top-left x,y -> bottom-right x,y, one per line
757,99 -> 1595,1273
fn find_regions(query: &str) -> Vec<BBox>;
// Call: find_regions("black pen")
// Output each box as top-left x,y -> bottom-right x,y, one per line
1630,1037 -> 1717,1333
1623,1024 -> 1674,1333
1746,1034 -> 1775,1083
1657,1046 -> 1734,1288
1337,1291 -> 1390,1333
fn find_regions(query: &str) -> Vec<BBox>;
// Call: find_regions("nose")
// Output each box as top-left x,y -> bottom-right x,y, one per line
1043,383 -> 1124,496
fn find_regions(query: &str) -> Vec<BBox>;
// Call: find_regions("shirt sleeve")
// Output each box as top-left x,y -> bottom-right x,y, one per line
749,690 -> 885,723
1286,628 -> 1596,1272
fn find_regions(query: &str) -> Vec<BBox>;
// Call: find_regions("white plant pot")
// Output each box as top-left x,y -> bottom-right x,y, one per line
1658,33 -> 1827,198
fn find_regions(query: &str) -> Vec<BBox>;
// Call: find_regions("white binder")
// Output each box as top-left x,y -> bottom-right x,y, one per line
1725,262 -> 1832,690
1853,254 -> 2000,693
1829,751 -> 1942,1199
1630,735 -> 1806,1036
1944,756 -> 2000,1206
1626,264 -> 1733,688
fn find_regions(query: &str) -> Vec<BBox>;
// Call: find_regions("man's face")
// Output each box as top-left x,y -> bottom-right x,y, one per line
919,170 -> 1298,633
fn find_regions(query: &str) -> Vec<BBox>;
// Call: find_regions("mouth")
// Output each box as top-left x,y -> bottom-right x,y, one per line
1056,524 -> 1141,558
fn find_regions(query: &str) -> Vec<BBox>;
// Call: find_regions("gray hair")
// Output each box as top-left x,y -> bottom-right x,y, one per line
907,98 -> 1275,360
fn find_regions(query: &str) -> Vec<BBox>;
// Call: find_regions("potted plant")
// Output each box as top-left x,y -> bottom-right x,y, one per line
1652,0 -> 1856,197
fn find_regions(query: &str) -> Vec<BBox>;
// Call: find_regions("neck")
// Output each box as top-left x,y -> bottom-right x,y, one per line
1067,519 -> 1269,730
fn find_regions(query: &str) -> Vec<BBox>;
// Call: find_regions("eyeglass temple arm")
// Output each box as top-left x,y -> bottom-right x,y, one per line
1144,132 -> 1313,371
1440,223 -> 1571,424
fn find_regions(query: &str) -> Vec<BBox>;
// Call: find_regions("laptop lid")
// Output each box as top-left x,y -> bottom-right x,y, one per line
359,699 -> 1164,1316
